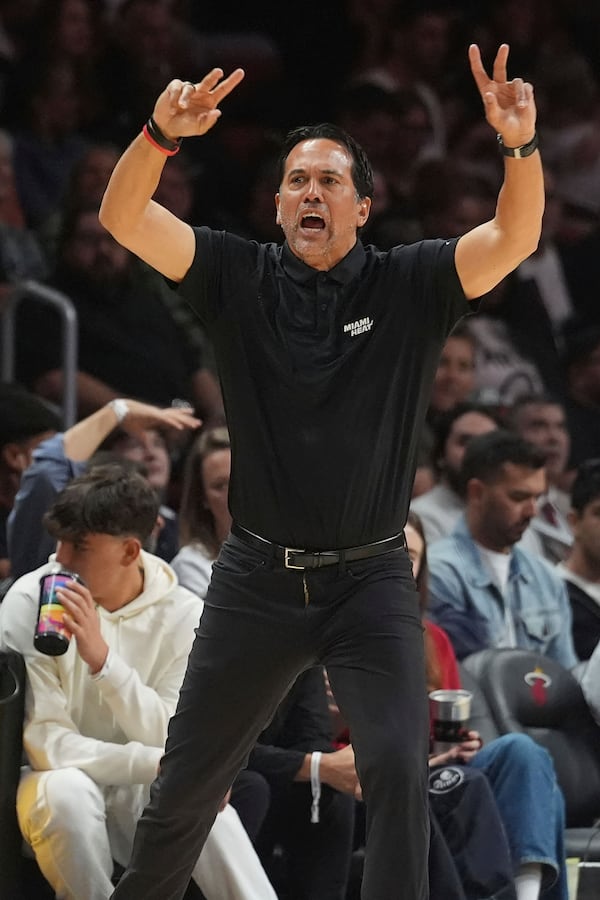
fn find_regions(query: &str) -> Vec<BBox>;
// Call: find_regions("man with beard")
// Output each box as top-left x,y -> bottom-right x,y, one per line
427,430 -> 578,667
15,205 -> 223,421
506,393 -> 573,563
411,402 -> 499,543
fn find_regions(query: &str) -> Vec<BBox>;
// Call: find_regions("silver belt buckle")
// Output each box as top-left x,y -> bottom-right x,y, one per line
284,547 -> 306,570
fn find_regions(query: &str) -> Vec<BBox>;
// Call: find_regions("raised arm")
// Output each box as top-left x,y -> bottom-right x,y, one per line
455,44 -> 544,300
7,401 -> 200,577
99,68 -> 245,283
63,398 -> 201,461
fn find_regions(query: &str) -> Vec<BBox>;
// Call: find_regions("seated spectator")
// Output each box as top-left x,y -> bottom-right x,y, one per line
580,637 -> 600,727
466,272 -> 563,407
411,443 -> 436,500
411,402 -> 499,544
416,160 -> 497,247
260,659 -> 509,900
249,666 -> 358,900
555,202 -> 600,328
329,512 -> 569,899
334,82 -> 425,246
8,57 -> 90,228
350,5 -> 451,159
408,512 -> 568,900
0,464 -> 277,900
0,383 -> 61,579
99,422 -> 191,563
8,398 -> 200,579
506,394 -> 573,563
15,205 -> 224,420
427,324 -> 478,424
416,150 -> 567,420
100,0 -> 282,146
515,168 -> 576,341
415,323 -> 480,485
561,323 -> 600,471
427,430 -> 578,668
556,459 -> 600,660
171,425 -> 231,597
536,49 -> 600,226
6,0 -> 109,135
38,140 -> 121,266
0,128 -> 48,292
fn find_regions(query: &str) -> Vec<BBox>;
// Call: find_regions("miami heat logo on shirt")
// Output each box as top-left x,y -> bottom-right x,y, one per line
343,317 -> 373,337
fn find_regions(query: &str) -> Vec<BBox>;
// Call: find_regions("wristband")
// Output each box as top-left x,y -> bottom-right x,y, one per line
310,751 -> 322,824
142,116 -> 182,156
497,132 -> 539,159
109,398 -> 129,424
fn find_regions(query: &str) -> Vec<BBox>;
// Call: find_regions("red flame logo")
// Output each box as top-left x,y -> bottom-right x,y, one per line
524,667 -> 552,705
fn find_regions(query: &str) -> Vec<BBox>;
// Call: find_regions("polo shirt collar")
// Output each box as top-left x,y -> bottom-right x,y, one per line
281,240 -> 366,286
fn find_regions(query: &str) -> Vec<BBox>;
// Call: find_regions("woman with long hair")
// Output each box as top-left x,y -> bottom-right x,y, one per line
171,425 -> 231,597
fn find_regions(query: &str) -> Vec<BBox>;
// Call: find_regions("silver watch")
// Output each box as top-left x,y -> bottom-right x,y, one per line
109,398 -> 129,424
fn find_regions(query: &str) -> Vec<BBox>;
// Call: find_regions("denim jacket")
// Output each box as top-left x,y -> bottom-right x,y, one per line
7,433 -> 85,579
427,515 -> 578,669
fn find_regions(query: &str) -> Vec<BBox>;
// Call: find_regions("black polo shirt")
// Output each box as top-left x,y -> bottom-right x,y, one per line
177,227 -> 471,549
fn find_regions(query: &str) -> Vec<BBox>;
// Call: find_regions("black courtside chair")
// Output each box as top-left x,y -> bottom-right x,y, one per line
461,647 -> 600,869
0,649 -> 26,899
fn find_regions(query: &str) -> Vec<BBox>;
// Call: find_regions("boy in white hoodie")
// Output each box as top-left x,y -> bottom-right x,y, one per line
0,464 -> 277,900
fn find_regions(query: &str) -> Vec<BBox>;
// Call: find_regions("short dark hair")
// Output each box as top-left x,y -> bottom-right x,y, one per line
57,202 -> 98,252
460,429 -> 546,487
87,450 -> 148,480
0,383 -> 61,449
446,320 -> 477,345
277,123 -> 374,200
431,401 -> 499,473
43,464 -> 158,543
505,393 -> 565,429
336,82 -> 401,123
571,459 -> 600,513
562,323 -> 600,371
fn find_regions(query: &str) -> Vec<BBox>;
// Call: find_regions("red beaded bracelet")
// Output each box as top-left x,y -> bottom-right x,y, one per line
142,116 -> 182,156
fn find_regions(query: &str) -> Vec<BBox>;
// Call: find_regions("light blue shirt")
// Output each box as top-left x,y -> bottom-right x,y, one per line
427,515 -> 578,669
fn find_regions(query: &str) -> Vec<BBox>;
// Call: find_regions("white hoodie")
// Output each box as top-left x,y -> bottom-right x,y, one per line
0,551 -> 203,785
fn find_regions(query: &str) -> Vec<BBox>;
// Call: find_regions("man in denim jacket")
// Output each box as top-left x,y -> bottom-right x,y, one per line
427,430 -> 578,668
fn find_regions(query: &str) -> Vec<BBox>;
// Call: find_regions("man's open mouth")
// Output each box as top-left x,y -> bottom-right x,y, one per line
300,214 -> 325,230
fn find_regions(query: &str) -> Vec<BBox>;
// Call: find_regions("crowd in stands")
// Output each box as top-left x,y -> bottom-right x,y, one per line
1,0 -> 600,898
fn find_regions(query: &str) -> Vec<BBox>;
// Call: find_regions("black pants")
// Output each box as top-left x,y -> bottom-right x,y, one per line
428,811 -> 468,900
429,766 -> 516,900
255,781 -> 355,900
111,532 -> 430,900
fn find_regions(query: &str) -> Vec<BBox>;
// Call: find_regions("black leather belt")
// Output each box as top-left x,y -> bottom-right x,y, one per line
231,523 -> 406,570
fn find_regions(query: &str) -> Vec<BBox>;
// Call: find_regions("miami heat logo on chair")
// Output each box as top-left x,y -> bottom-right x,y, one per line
524,666 -> 553,705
